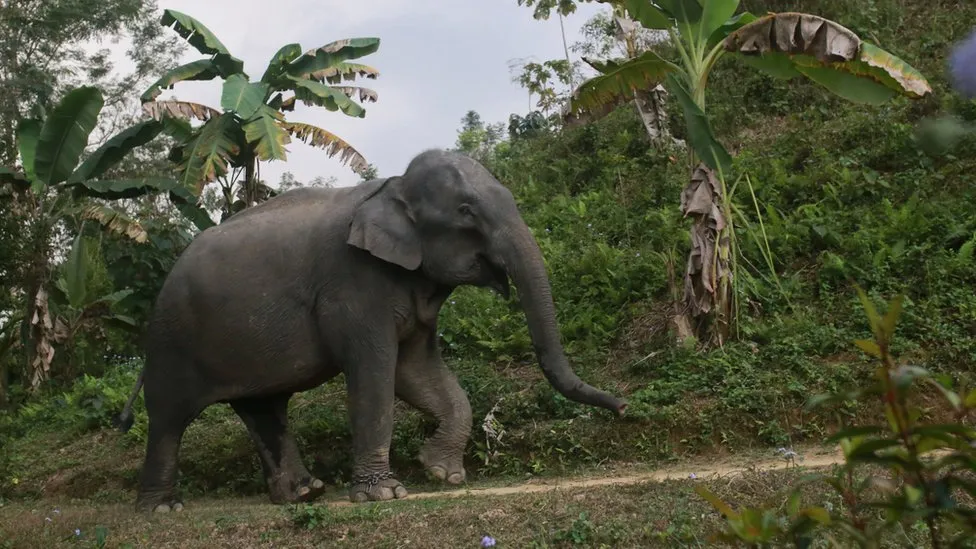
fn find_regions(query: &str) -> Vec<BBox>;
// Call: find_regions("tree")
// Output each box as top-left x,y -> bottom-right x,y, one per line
0,1 -> 187,402
141,9 -> 381,219
0,0 -> 184,166
0,86 -> 195,394
454,110 -> 506,163
570,7 -> 679,147
277,171 -> 337,193
519,0 -> 932,346
509,58 -> 580,115
571,8 -> 665,59
508,111 -> 552,139
358,163 -> 379,182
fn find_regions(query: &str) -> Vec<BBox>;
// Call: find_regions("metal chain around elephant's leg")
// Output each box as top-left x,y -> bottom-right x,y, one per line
348,470 -> 407,503
351,470 -> 395,488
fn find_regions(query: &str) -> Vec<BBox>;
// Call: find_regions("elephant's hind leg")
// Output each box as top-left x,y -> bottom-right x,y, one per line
136,399 -> 200,512
395,331 -> 472,485
230,394 -> 325,504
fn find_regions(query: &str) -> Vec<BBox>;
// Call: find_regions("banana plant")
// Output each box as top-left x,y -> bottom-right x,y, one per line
142,9 -> 381,219
0,85 -> 197,390
47,229 -> 138,379
525,0 -> 932,345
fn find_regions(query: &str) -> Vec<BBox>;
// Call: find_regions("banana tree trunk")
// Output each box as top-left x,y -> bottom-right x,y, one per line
680,164 -> 733,345
24,283 -> 55,391
243,155 -> 257,207
20,213 -> 64,391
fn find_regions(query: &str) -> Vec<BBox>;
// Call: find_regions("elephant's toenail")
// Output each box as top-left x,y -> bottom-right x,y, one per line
351,492 -> 369,503
447,472 -> 464,485
172,502 -> 184,512
312,479 -> 324,490
394,485 -> 408,499
154,504 -> 171,513
298,486 -> 311,497
428,466 -> 447,480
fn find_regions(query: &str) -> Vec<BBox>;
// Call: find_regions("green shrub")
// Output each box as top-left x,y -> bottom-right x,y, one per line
8,360 -> 144,439
699,290 -> 976,548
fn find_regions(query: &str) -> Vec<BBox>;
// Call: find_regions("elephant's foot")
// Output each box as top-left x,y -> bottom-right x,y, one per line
268,475 -> 326,504
135,492 -> 184,513
348,472 -> 408,503
151,501 -> 184,513
418,446 -> 467,485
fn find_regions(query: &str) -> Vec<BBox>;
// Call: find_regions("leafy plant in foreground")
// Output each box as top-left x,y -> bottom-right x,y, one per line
697,289 -> 976,547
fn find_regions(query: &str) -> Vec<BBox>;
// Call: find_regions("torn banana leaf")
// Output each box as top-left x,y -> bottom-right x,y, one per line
681,163 -> 729,317
81,204 -> 149,243
723,12 -> 931,104
143,101 -> 221,122
280,121 -> 368,173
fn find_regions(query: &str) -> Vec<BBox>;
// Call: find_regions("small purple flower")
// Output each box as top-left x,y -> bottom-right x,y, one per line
481,535 -> 497,547
950,28 -> 976,98
74,529 -> 81,537
688,472 -> 697,479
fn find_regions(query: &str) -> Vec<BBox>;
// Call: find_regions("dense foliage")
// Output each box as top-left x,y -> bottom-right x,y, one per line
700,293 -> 976,547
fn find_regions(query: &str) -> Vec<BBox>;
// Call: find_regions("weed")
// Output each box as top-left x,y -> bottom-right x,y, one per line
285,503 -> 332,530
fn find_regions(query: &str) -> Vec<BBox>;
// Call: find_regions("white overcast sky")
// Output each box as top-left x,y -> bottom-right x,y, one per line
112,0 -> 607,187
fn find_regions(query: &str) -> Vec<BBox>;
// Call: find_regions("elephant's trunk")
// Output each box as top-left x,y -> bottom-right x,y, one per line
500,224 -> 627,417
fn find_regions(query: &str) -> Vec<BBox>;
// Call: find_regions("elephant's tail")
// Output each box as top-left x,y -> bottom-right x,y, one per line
113,367 -> 145,433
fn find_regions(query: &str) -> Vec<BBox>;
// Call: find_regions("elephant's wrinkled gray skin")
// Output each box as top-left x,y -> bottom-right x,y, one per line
116,149 -> 627,512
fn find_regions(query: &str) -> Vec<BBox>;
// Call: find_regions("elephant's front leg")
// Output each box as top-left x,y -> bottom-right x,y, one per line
337,325 -> 409,503
395,330 -> 472,485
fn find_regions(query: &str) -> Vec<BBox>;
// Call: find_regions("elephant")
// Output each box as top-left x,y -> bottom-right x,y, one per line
115,149 -> 627,512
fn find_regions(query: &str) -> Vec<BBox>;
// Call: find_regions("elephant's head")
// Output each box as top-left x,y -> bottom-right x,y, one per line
347,149 -> 627,417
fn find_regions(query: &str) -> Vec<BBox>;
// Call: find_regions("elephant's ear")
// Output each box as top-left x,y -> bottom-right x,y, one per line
347,177 -> 422,270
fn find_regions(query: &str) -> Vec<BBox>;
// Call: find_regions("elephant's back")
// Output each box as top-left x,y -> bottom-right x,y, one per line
149,182 -> 380,332
174,182 -> 381,269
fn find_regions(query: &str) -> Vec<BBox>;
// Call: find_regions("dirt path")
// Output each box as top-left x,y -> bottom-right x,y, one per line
327,445 -> 847,507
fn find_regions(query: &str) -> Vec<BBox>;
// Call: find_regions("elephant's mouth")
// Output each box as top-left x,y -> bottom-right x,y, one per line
479,254 -> 511,298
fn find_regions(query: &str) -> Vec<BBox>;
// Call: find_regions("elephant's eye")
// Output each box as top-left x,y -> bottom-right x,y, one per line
458,203 -> 475,218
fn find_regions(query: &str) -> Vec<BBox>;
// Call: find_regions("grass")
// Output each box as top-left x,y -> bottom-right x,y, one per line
0,449 -> 940,549
0,329 -> 963,508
